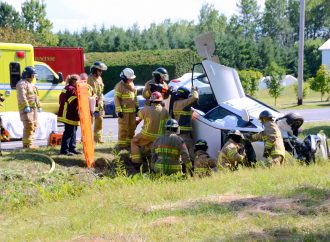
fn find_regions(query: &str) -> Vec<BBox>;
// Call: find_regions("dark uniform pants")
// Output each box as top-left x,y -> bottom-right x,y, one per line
61,123 -> 78,153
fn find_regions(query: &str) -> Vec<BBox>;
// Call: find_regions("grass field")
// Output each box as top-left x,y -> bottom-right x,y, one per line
255,85 -> 330,110
0,121 -> 329,241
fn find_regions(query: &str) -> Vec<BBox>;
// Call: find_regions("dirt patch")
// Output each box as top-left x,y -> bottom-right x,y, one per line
148,194 -> 305,217
148,216 -> 183,227
316,198 -> 330,214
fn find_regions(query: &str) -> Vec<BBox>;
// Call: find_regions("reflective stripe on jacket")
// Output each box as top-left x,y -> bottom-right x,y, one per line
114,80 -> 138,113
173,95 -> 198,132
138,103 -> 169,140
57,84 -> 80,126
194,150 -> 217,175
151,132 -> 191,174
251,120 -> 285,157
16,79 -> 41,110
87,74 -> 104,111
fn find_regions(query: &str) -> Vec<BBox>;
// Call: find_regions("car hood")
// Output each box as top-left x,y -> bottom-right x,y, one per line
202,60 -> 282,120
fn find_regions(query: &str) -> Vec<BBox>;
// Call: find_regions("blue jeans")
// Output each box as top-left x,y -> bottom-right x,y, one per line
60,123 -> 78,153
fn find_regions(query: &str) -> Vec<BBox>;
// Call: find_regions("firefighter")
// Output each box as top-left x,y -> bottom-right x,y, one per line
16,66 -> 41,149
173,86 -> 199,158
218,130 -> 247,171
114,68 -> 138,149
130,91 -> 169,170
151,119 -> 192,175
248,110 -> 285,165
87,61 -> 107,143
142,67 -> 171,105
193,139 -> 217,177
58,74 -> 82,156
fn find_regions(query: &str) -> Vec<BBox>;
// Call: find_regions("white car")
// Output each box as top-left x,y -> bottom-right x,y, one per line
190,60 -> 329,162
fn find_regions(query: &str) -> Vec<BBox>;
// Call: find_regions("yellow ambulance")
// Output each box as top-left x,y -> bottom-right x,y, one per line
0,42 -> 65,113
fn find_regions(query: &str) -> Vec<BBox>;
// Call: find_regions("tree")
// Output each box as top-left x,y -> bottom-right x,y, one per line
21,0 -> 58,45
265,62 -> 285,105
0,2 -> 22,28
238,69 -> 263,97
309,64 -> 330,101
236,0 -> 261,40
0,27 -> 41,45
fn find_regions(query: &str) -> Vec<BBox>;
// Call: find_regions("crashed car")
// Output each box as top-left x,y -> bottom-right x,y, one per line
190,60 -> 329,163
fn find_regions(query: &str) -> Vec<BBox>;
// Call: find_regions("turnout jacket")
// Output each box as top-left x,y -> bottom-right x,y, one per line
194,150 -> 217,176
137,103 -> 169,140
114,80 -> 138,113
251,120 -> 285,157
87,74 -> 104,113
151,131 -> 192,174
218,139 -> 246,170
57,84 -> 80,126
173,90 -> 199,132
16,79 -> 41,122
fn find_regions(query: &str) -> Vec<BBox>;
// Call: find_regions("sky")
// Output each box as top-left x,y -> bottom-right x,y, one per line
5,0 -> 265,33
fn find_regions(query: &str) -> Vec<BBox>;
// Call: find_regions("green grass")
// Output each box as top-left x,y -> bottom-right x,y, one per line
1,137 -> 330,241
256,85 -> 330,110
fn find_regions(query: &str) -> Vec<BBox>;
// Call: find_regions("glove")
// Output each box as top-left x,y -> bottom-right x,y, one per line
192,89 -> 199,99
244,133 -> 252,140
135,107 -> 139,114
38,108 -> 42,112
263,151 -> 270,158
24,106 -> 31,113
118,112 -> 124,118
94,111 -> 99,117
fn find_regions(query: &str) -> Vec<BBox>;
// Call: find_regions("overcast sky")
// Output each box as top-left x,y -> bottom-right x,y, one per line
5,0 -> 265,33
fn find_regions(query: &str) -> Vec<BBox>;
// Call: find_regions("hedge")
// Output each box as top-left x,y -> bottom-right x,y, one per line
85,49 -> 202,93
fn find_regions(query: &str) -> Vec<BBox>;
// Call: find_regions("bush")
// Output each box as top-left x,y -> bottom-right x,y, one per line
293,82 -> 310,99
85,49 -> 202,93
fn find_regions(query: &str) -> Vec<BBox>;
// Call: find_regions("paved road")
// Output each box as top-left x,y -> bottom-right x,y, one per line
2,108 -> 329,150
280,107 -> 330,122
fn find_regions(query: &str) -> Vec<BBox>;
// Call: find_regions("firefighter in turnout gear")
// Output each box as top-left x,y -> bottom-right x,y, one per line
58,75 -> 81,156
248,110 -> 285,165
194,139 -> 217,177
16,66 -> 41,149
218,130 -> 247,171
87,61 -> 107,143
114,68 -> 138,149
173,86 -> 199,158
142,67 -> 171,105
131,91 -> 169,168
151,119 -> 192,175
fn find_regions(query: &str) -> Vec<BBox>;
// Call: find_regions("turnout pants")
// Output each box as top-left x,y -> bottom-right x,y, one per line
179,132 -> 194,160
22,120 -> 37,148
93,115 -> 103,142
118,112 -> 136,148
131,133 -> 154,164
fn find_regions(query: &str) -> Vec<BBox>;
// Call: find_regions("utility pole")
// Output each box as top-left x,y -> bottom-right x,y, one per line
297,0 -> 305,105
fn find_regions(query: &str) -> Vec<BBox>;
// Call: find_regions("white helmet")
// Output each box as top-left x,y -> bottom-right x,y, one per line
120,68 -> 136,80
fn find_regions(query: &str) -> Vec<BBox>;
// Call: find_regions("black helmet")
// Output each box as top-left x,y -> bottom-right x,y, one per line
176,86 -> 190,99
165,119 -> 179,132
194,139 -> 208,151
259,110 -> 274,120
152,67 -> 169,82
91,61 -> 107,74
22,66 -> 37,79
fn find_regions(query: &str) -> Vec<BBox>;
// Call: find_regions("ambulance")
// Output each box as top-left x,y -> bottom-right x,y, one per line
0,42 -> 65,113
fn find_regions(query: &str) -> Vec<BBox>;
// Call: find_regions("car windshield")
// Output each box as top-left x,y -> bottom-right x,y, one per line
104,90 -> 114,98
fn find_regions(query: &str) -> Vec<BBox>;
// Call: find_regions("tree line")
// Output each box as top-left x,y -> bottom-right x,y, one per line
1,0 -> 329,86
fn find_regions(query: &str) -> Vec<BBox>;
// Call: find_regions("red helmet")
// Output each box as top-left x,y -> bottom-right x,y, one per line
150,91 -> 163,102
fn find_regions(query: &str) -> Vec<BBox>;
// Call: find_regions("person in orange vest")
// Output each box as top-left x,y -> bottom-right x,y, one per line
142,67 -> 171,105
114,68 -> 138,149
58,74 -> 82,156
87,61 -> 108,143
16,66 -> 41,149
130,91 -> 169,170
